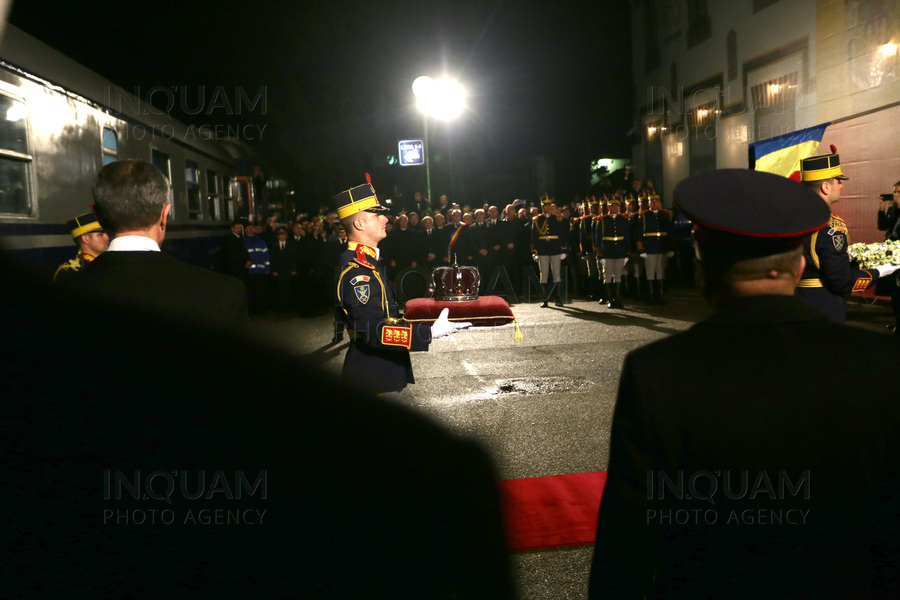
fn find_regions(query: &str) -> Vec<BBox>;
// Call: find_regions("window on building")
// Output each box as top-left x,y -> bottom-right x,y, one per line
0,93 -> 32,215
185,159 -> 202,221
686,0 -> 712,49
751,72 -> 798,141
207,169 -> 220,221
102,126 -> 118,165
151,148 -> 174,218
688,101 -> 717,174
727,31 -> 738,81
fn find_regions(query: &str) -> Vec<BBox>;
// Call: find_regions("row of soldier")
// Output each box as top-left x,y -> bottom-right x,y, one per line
373,191 -> 694,309
214,189 -> 696,313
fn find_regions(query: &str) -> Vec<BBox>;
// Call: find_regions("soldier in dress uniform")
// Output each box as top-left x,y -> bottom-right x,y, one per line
795,148 -> 899,323
592,196 -> 607,304
637,193 -> 673,304
334,175 -> 469,394
578,198 -> 599,300
598,197 -> 632,309
530,194 -> 568,307
625,193 -> 643,299
53,212 -> 109,282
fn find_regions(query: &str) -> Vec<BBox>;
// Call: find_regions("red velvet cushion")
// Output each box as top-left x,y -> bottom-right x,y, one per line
403,296 -> 515,327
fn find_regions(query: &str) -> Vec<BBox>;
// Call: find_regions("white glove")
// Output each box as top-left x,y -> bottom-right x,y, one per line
430,308 -> 471,339
600,258 -> 607,268
667,251 -> 675,258
875,264 -> 900,278
560,253 -> 567,261
623,257 -> 629,266
639,253 -> 647,259
532,253 -> 539,262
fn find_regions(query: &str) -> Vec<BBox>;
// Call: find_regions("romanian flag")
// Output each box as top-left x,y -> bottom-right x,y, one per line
749,123 -> 829,181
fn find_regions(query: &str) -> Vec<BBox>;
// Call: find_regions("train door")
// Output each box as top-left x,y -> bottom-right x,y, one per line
229,176 -> 255,221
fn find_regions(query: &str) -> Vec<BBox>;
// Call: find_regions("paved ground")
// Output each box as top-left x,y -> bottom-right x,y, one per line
250,288 -> 895,599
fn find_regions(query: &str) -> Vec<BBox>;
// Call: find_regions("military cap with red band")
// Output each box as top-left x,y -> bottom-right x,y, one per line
674,169 -> 830,263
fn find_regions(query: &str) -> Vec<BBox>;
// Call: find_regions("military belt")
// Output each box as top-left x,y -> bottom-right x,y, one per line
797,278 -> 824,288
538,235 -> 559,240
643,232 -> 668,237
603,236 -> 625,241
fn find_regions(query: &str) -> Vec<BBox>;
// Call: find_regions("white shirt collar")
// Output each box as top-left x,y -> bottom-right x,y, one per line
108,235 -> 161,252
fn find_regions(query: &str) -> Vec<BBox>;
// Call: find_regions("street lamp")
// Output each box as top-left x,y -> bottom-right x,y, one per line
412,75 -> 466,204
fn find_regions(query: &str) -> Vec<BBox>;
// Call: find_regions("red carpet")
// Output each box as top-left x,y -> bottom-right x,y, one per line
500,471 -> 607,551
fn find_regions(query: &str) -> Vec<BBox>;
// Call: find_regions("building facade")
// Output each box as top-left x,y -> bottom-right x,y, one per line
631,0 -> 900,242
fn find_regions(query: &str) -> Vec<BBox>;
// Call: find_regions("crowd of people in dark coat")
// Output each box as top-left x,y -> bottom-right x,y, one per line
221,180 -> 698,314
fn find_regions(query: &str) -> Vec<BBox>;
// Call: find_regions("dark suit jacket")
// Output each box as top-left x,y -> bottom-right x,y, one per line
2,254 -> 514,599
590,295 -> 900,599
221,233 -> 249,280
269,241 -> 298,276
66,249 -> 247,327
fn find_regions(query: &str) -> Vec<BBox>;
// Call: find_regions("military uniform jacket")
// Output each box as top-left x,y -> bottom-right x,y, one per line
598,215 -> 631,259
795,213 -> 878,324
591,215 -> 604,251
53,251 -> 95,283
336,241 -> 431,393
636,210 -> 672,254
577,216 -> 594,254
530,214 -> 567,255
590,295 -> 900,599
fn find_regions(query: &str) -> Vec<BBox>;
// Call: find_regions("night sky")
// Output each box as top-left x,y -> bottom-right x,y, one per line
9,0 -> 632,210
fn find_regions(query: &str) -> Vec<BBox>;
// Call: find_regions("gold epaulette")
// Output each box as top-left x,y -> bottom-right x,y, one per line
829,214 -> 848,234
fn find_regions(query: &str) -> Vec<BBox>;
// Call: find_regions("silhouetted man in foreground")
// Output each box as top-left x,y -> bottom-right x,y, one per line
590,169 -> 900,599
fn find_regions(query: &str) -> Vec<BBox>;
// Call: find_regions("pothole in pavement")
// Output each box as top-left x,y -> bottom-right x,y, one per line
488,376 -> 595,396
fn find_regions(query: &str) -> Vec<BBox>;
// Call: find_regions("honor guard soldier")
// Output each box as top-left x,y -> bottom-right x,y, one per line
795,147 -> 899,323
592,196 -> 608,303
335,175 -> 469,394
53,212 -> 109,282
598,197 -> 632,308
637,193 -> 673,304
530,193 -> 568,307
578,198 -> 600,300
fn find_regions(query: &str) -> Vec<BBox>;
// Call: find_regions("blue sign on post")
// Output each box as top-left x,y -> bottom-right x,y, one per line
398,140 -> 425,166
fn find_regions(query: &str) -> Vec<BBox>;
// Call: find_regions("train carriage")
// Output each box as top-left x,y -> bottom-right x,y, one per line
0,24 -> 273,275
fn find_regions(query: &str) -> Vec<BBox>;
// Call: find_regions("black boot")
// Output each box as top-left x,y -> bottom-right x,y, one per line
606,283 -> 615,308
597,277 -> 607,304
612,282 -> 624,309
657,280 -> 667,305
553,282 -> 564,307
646,280 -> 657,305
540,283 -> 549,308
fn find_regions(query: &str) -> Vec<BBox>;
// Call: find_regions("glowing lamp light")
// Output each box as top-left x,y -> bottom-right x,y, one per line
880,43 -> 898,58
413,76 -> 466,120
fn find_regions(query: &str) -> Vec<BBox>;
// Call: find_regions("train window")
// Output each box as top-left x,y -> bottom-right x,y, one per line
151,148 -> 174,218
223,175 -> 235,220
0,94 -> 33,215
185,159 -> 202,220
102,126 -> 118,166
206,169 -> 219,221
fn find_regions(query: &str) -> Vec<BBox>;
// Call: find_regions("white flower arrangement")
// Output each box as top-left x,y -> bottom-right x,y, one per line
848,240 -> 900,269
